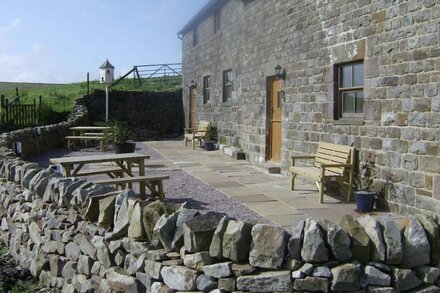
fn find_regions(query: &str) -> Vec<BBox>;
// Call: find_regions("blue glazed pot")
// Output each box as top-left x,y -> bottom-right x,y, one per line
355,191 -> 376,212
204,141 -> 215,151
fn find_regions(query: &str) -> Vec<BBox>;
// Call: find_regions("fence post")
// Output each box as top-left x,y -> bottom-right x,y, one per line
5,98 -> 9,127
87,72 -> 90,96
1,95 -> 4,125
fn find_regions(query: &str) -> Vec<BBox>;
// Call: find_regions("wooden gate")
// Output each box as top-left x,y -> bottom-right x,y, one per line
268,78 -> 282,162
1,95 -> 41,129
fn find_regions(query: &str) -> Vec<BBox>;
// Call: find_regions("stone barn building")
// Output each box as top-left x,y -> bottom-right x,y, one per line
179,0 -> 440,214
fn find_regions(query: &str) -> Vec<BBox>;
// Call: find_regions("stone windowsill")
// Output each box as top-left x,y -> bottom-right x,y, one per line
327,119 -> 365,126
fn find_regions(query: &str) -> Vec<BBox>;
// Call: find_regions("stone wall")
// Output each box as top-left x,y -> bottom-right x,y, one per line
181,1 -> 440,215
0,99 -> 89,159
0,157 -> 440,292
85,90 -> 184,140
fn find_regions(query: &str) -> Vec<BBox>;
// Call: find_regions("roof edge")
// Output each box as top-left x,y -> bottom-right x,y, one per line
178,0 -> 228,36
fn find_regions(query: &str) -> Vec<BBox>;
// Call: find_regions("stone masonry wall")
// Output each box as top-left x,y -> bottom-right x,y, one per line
182,1 -> 440,215
0,99 -> 89,159
86,90 -> 184,140
0,158 -> 440,292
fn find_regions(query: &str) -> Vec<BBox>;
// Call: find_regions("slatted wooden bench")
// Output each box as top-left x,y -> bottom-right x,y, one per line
94,175 -> 169,202
184,120 -> 211,150
82,132 -> 105,136
290,142 -> 355,203
66,136 -> 107,151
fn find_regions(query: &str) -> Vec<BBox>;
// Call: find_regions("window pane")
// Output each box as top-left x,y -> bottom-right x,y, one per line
353,63 -> 364,86
342,92 -> 355,113
340,65 -> 352,88
355,91 -> 364,113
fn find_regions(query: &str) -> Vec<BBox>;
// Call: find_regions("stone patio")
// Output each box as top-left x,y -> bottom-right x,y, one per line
144,140 -> 363,228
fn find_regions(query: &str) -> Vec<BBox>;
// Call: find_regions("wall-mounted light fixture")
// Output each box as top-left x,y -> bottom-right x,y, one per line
190,80 -> 197,89
275,64 -> 286,80
280,90 -> 286,102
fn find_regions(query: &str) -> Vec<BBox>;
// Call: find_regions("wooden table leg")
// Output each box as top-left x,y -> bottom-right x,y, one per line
64,164 -> 71,177
138,158 -> 146,200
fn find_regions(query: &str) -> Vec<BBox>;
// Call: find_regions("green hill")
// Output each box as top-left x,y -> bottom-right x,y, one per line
0,76 -> 182,113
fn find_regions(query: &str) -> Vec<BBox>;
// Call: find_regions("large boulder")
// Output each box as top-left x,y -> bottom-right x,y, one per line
331,263 -> 361,291
401,216 -> 430,268
153,211 -> 179,251
183,211 -> 225,253
377,214 -> 402,265
237,271 -> 292,292
340,215 -> 370,263
249,224 -> 287,269
319,219 -> 351,262
357,215 -> 386,262
142,200 -> 175,243
160,265 -> 199,291
208,215 -> 229,259
288,219 -> 305,261
222,220 -> 252,261
301,219 -> 328,263
171,208 -> 200,251
392,267 -> 422,291
416,214 -> 440,265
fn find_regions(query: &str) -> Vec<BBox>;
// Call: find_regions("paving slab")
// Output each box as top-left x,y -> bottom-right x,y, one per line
144,140 -> 363,226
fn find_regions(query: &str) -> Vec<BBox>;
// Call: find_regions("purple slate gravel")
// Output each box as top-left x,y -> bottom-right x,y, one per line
29,142 -> 272,225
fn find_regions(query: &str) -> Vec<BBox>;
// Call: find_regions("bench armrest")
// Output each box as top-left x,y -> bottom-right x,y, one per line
291,156 -> 315,166
320,163 -> 353,168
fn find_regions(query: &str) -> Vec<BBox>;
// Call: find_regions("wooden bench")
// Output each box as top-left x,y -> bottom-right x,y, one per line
184,120 -> 211,150
66,136 -> 107,151
82,132 -> 105,136
75,167 -> 123,178
290,142 -> 355,203
94,175 -> 169,202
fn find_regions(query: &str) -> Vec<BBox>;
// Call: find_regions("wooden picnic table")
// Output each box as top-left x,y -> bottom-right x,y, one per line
70,126 -> 111,136
50,153 -> 149,197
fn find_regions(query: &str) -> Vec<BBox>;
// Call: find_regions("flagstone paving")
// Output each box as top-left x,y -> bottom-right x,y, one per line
144,140 -> 362,228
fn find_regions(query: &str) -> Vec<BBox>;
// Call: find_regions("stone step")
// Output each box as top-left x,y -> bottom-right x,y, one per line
255,162 -> 281,174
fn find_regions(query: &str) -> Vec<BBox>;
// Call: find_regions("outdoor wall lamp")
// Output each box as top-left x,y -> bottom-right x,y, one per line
190,80 -> 197,89
12,141 -> 22,156
275,64 -> 286,80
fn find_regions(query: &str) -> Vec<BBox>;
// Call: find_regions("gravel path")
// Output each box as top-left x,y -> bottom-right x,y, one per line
29,142 -> 272,224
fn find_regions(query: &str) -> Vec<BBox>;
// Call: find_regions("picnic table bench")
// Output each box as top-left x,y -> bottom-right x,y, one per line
184,120 -> 210,150
290,142 -> 355,203
67,126 -> 111,151
95,175 -> 169,202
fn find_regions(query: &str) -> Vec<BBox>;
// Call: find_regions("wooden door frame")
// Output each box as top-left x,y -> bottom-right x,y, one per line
265,76 -> 282,161
188,86 -> 196,128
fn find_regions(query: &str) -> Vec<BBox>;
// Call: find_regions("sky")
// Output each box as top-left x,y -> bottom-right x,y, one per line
0,0 -> 208,83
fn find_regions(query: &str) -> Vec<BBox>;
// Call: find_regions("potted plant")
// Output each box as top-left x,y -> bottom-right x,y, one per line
204,126 -> 216,151
354,153 -> 377,212
104,121 -> 136,153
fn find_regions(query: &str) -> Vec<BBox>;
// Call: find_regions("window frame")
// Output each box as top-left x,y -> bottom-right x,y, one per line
222,70 -> 232,103
203,75 -> 210,104
336,61 -> 364,119
214,10 -> 220,34
193,27 -> 198,46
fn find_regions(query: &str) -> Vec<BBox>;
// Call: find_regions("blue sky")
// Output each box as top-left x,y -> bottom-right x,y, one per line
0,0 -> 208,83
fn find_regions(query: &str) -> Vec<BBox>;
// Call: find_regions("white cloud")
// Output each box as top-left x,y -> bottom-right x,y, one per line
0,43 -> 81,83
0,17 -> 22,34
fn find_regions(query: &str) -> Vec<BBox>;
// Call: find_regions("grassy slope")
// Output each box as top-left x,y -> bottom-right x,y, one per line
0,76 -> 181,112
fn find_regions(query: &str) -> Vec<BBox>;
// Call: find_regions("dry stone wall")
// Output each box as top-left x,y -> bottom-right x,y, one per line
0,157 -> 440,292
0,99 -> 89,159
85,90 -> 184,140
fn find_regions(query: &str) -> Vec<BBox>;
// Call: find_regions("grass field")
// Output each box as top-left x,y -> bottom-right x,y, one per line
0,76 -> 182,112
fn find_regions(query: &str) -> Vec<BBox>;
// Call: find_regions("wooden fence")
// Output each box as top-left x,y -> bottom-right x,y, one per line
0,95 -> 41,129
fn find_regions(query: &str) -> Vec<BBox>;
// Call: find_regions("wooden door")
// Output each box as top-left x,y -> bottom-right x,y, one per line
189,87 -> 196,128
269,79 -> 282,162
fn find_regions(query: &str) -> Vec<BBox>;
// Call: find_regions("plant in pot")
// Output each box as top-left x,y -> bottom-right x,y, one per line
354,153 -> 377,212
104,121 -> 136,154
204,126 -> 216,151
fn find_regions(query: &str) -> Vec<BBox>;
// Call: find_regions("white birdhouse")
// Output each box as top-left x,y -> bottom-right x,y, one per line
99,59 -> 115,84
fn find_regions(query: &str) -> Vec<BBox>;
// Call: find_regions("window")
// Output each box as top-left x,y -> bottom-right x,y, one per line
193,28 -> 198,46
337,62 -> 364,118
203,76 -> 210,104
214,11 -> 220,34
223,70 -> 232,102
